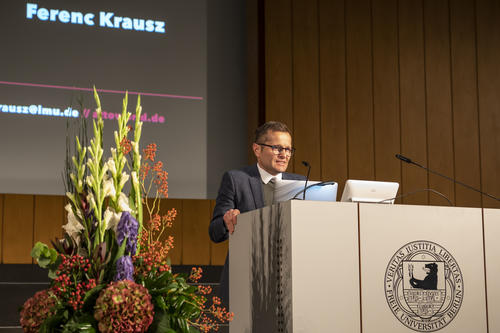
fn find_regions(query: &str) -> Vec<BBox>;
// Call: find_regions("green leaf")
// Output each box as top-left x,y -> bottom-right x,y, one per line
177,317 -> 189,333
156,270 -> 174,285
39,309 -> 66,333
128,192 -> 137,212
30,241 -> 46,258
82,284 -> 106,311
31,242 -> 58,269
180,302 -> 200,319
147,310 -> 173,333
61,313 -> 97,333
48,269 -> 58,280
154,295 -> 167,311
173,296 -> 187,314
113,236 -> 128,265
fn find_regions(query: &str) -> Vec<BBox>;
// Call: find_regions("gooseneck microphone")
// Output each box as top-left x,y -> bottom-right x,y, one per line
302,161 -> 311,200
395,154 -> 500,202
395,154 -> 413,164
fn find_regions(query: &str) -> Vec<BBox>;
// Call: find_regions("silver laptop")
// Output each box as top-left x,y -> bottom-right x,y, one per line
340,179 -> 399,204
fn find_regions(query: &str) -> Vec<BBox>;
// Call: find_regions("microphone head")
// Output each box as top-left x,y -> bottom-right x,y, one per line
302,161 -> 310,168
395,154 -> 413,164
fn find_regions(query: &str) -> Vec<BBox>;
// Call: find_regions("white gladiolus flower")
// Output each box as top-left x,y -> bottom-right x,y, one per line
103,177 -> 116,198
86,175 -> 94,187
107,158 -> 117,176
63,204 -> 84,244
102,162 -> 109,175
87,193 -> 96,211
131,141 -> 139,155
131,171 -> 139,186
103,208 -> 122,232
119,172 -> 130,188
66,192 -> 75,203
118,192 -> 132,212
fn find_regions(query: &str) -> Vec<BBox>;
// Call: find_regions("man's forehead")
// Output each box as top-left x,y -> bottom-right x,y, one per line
263,130 -> 291,140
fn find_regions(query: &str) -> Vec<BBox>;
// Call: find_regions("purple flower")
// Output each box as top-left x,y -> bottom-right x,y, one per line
116,212 -> 139,255
115,255 -> 134,281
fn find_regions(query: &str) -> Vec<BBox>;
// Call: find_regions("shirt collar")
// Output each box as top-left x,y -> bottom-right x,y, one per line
256,163 -> 282,184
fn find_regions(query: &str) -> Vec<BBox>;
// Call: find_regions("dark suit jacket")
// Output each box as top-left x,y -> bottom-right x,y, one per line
209,164 -> 306,305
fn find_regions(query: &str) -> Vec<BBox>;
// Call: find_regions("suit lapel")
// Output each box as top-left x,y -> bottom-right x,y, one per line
249,176 -> 264,209
247,165 -> 264,209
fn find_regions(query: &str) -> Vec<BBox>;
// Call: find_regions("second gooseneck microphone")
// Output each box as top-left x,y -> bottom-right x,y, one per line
302,161 -> 311,200
395,153 -> 500,202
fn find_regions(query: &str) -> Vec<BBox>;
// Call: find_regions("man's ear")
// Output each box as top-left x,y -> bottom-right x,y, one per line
252,143 -> 260,157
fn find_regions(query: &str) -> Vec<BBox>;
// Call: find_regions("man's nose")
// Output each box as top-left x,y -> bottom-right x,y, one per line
277,152 -> 288,159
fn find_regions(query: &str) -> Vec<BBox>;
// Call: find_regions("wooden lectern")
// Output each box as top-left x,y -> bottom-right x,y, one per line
229,200 -> 499,333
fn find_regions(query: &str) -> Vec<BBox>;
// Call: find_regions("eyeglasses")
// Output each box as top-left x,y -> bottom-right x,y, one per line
256,143 -> 296,156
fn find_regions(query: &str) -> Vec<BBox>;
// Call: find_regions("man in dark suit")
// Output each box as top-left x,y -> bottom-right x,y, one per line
209,121 -> 306,306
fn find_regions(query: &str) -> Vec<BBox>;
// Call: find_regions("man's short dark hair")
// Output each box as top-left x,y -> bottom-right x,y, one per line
254,121 -> 291,143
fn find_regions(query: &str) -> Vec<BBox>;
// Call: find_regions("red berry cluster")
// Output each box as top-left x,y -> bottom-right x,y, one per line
140,143 -> 169,197
196,296 -> 235,333
51,255 -> 96,311
189,267 -> 203,283
133,237 -> 173,278
198,285 -> 212,295
134,207 -> 177,279
143,143 -> 157,162
120,137 -> 132,155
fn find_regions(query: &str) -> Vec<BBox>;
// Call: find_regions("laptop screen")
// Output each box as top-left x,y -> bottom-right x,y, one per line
274,180 -> 338,202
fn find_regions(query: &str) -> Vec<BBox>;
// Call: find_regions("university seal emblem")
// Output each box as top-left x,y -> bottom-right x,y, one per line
384,241 -> 463,332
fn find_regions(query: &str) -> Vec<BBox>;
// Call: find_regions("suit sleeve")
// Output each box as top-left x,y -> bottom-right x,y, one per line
209,171 -> 236,243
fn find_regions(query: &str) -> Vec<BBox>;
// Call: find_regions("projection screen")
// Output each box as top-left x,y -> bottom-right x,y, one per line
0,1 -> 211,198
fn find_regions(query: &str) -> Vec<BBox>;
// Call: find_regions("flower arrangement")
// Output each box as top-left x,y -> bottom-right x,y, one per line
20,89 -> 233,332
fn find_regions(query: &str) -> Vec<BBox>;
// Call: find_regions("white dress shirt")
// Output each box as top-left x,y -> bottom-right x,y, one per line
256,163 -> 282,184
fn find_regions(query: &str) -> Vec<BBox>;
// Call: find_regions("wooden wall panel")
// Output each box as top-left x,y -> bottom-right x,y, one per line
319,0 -> 348,196
247,0 -> 262,163
258,0 -> 500,208
424,0 -> 456,206
33,195 -> 64,247
372,0 -> 401,191
398,0 -> 429,205
450,0 -> 482,207
265,0 -> 293,131
292,0 -> 321,179
1,196 -> 219,265
3,194 -> 33,263
182,199 -> 211,265
345,0 -> 375,180
210,200 -> 228,265
476,0 -> 500,208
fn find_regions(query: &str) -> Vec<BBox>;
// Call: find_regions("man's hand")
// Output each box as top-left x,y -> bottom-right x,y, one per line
223,208 -> 240,234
